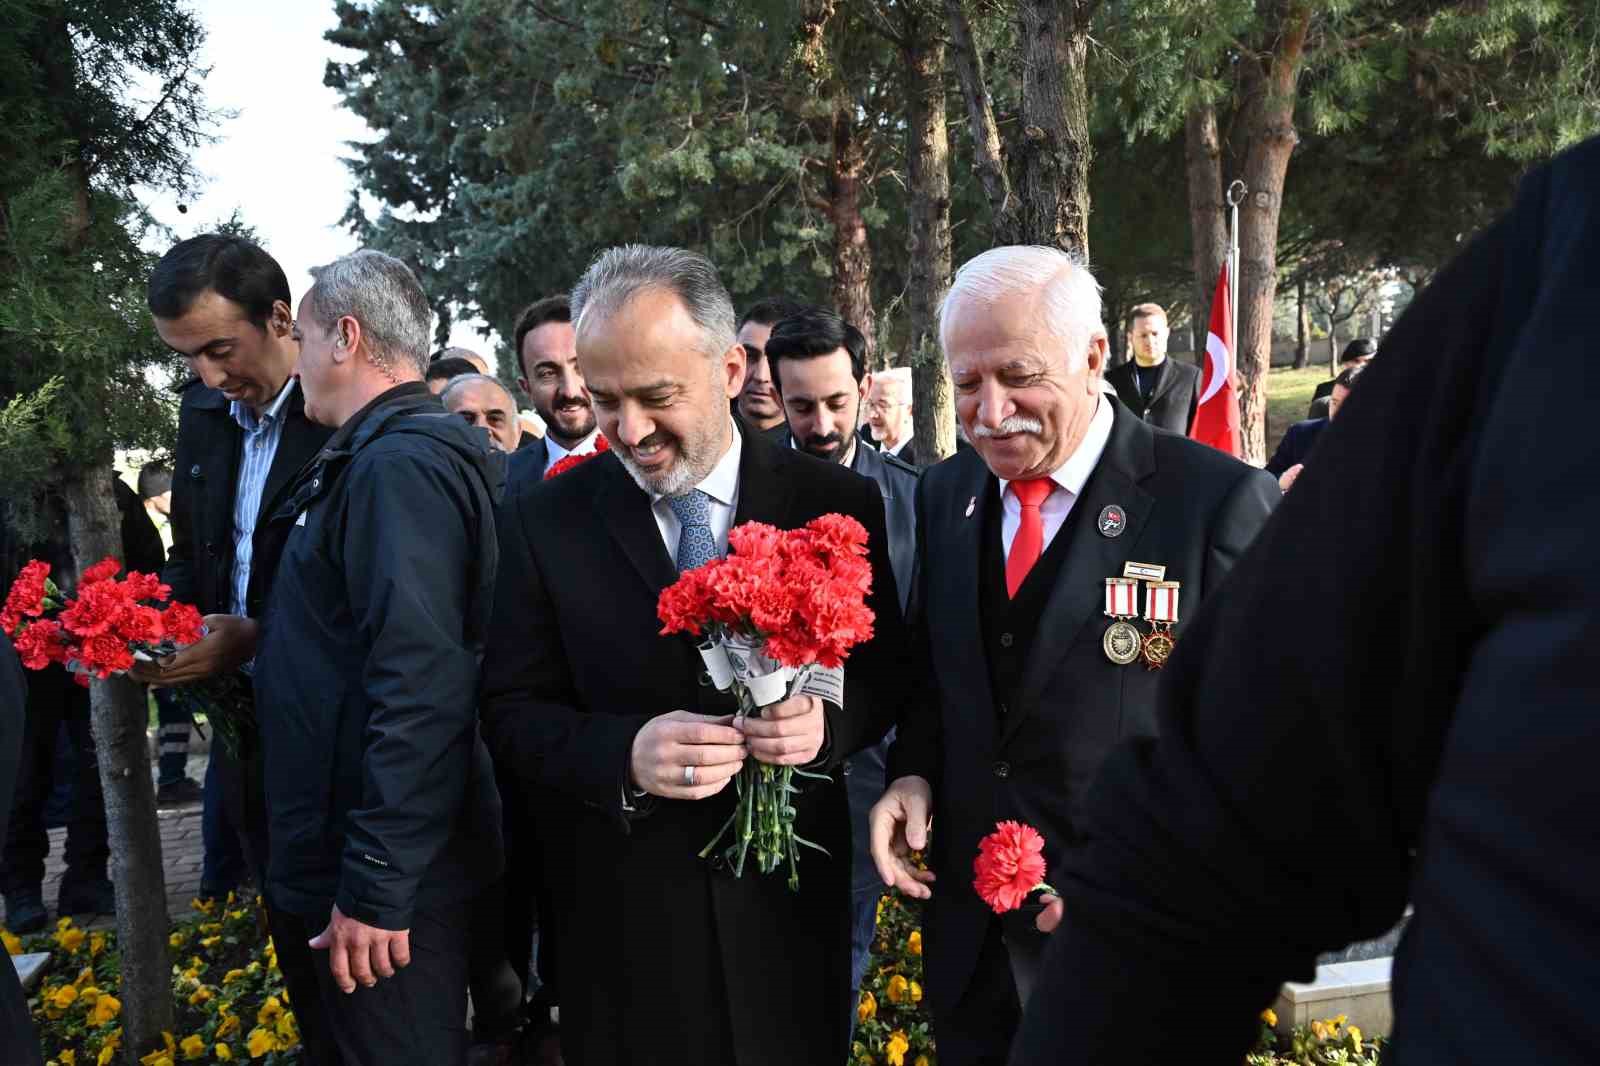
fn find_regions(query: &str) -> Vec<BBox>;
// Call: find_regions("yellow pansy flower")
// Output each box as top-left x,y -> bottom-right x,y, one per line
188,986 -> 212,1006
3,928 -> 24,955
60,1051 -> 77,1066
216,1014 -> 241,1039
74,966 -> 95,988
214,1045 -> 232,1061
198,922 -> 221,935
1311,1020 -> 1328,1041
89,932 -> 106,958
275,1010 -> 299,1047
906,930 -> 922,956
56,925 -> 86,952
137,1051 -> 173,1066
246,1026 -> 278,1058
179,1034 -> 205,1060
221,968 -> 246,984
89,993 -> 121,1025
886,975 -> 910,1004
52,984 -> 79,1009
96,1039 -> 119,1066
1348,1025 -> 1364,1052
857,990 -> 876,1024
256,996 -> 283,1025
909,980 -> 922,1004
886,1029 -> 910,1066
187,956 -> 204,971
915,1057 -> 931,1066
1261,1008 -> 1278,1028
190,898 -> 215,915
168,931 -> 186,949
78,986 -> 101,1008
200,936 -> 221,951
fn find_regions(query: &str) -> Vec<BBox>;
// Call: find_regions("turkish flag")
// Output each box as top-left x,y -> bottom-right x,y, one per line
1190,261 -> 1241,457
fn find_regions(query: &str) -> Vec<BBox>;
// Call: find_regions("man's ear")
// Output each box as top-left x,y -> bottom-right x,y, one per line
269,299 -> 294,338
722,340 -> 747,399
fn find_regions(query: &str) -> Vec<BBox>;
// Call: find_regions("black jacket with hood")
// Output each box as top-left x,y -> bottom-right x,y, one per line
254,382 -> 506,929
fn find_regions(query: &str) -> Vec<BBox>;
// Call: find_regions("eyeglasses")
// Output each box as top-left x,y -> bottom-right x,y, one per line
865,400 -> 905,414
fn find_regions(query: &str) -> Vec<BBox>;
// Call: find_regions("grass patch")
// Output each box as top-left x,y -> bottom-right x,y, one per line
1266,365 -> 1332,457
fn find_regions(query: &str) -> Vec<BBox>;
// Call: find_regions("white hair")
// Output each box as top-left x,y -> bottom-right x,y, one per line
570,244 -> 738,361
439,373 -> 515,410
939,246 -> 1106,369
872,366 -> 913,396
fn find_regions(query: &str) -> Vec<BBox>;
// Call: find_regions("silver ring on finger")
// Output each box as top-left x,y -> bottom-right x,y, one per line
683,764 -> 696,787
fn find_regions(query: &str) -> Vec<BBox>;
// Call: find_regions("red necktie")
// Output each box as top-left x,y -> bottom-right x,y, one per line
1005,478 -> 1056,597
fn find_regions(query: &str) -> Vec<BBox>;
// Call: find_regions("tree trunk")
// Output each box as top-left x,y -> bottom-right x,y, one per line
1009,0 -> 1093,258
1234,2 -> 1313,464
829,102 -> 878,364
1185,102 -> 1228,360
63,463 -> 174,1061
945,0 -> 1012,234
1294,277 -> 1310,368
903,18 -> 956,463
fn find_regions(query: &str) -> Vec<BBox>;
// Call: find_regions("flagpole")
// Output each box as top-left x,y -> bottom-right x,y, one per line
1225,180 -> 1246,361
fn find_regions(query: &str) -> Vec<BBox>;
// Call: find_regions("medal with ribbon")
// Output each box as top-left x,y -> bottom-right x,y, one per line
1140,580 -> 1181,669
1102,577 -> 1143,665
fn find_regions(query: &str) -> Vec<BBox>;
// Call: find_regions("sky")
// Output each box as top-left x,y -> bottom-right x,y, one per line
136,0 -> 489,352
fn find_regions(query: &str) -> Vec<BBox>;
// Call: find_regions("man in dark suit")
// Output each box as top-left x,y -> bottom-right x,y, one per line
480,246 -> 914,1066
869,247 -> 1278,1066
1306,337 -> 1375,419
134,233 -> 339,1064
735,295 -> 804,444
762,306 -> 920,1010
1266,363 -> 1365,491
1009,134 -> 1600,1066
1104,303 -> 1201,434
509,294 -> 601,488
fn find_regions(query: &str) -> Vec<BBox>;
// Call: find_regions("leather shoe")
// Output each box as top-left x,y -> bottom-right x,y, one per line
57,877 -> 116,917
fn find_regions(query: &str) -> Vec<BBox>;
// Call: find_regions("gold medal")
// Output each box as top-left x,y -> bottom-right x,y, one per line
1141,579 -> 1181,670
1103,620 -> 1143,665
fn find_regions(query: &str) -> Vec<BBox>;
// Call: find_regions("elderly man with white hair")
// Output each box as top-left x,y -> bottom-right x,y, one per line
868,246 -> 1278,1065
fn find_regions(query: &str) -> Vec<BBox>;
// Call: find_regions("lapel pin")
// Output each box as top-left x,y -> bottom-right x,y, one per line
965,496 -> 976,518
1098,504 -> 1126,538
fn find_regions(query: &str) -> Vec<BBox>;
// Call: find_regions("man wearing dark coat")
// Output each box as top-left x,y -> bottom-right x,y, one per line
480,246 -> 913,1066
763,306 -> 921,1005
870,248 -> 1278,1066
1103,303 -> 1201,435
1008,133 -> 1600,1066
138,233 -> 339,1062
0,632 -> 44,1066
255,250 -> 504,1065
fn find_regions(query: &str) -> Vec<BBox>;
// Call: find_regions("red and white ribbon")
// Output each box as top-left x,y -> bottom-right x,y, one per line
1145,582 -> 1181,625
1105,578 -> 1139,618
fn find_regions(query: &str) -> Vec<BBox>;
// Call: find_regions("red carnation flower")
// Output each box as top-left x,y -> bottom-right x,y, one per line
13,619 -> 67,670
161,602 -> 205,646
543,434 -> 610,480
972,821 -> 1054,915
121,570 -> 171,603
58,580 -> 129,638
78,631 -> 135,678
3,559 -> 53,633
115,603 -> 166,644
80,558 -> 123,586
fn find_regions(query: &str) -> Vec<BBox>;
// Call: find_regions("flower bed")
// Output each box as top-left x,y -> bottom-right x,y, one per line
5,892 -> 302,1064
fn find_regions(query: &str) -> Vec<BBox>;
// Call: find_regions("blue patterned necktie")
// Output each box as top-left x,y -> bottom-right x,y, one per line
666,490 -> 718,571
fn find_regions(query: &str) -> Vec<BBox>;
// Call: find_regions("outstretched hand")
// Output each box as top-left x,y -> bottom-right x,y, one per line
868,775 -> 938,900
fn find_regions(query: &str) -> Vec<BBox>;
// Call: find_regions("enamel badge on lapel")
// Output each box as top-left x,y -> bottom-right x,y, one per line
965,496 -> 977,518
1102,578 -> 1142,665
1097,505 -> 1126,538
1140,581 -> 1181,670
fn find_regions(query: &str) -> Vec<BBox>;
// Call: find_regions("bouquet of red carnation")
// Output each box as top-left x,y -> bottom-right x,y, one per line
543,433 -> 609,480
657,513 -> 876,889
3,557 -> 205,684
973,820 -> 1057,914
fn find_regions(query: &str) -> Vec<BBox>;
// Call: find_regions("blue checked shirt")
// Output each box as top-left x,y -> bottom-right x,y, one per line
228,378 -> 297,618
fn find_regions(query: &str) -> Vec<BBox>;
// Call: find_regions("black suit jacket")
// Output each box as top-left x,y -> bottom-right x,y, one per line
504,434 -> 549,492
165,380 -> 332,618
890,399 -> 1278,1014
1105,358 -> 1202,435
1264,417 -> 1329,476
480,422 -> 913,1066
0,633 -> 40,1066
1010,135 -> 1600,1066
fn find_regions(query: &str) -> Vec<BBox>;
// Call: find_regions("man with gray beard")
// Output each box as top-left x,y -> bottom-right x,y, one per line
868,246 -> 1277,1066
480,245 -> 916,1066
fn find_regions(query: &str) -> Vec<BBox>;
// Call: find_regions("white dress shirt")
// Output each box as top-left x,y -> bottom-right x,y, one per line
542,426 -> 602,477
997,395 -> 1114,560
884,434 -> 911,458
650,420 -> 742,560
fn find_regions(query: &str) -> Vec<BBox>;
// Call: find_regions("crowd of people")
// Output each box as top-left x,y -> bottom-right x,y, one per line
4,132 -> 1598,1066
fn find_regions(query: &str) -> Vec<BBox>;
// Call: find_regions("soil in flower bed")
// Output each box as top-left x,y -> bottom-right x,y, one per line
8,890 -> 303,1064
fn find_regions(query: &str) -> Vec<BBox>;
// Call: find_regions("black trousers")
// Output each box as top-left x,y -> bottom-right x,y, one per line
932,919 -> 1046,1066
0,665 -> 107,895
299,901 -> 472,1066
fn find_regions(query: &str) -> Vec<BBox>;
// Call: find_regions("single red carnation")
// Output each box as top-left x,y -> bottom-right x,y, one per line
58,580 -> 129,638
78,631 -> 135,678
728,521 -> 785,561
3,559 -> 53,631
121,571 -> 171,603
12,619 -> 67,670
115,603 -> 165,644
542,434 -> 610,480
972,821 -> 1051,914
80,558 -> 123,586
161,602 -> 205,646
657,568 -> 717,637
